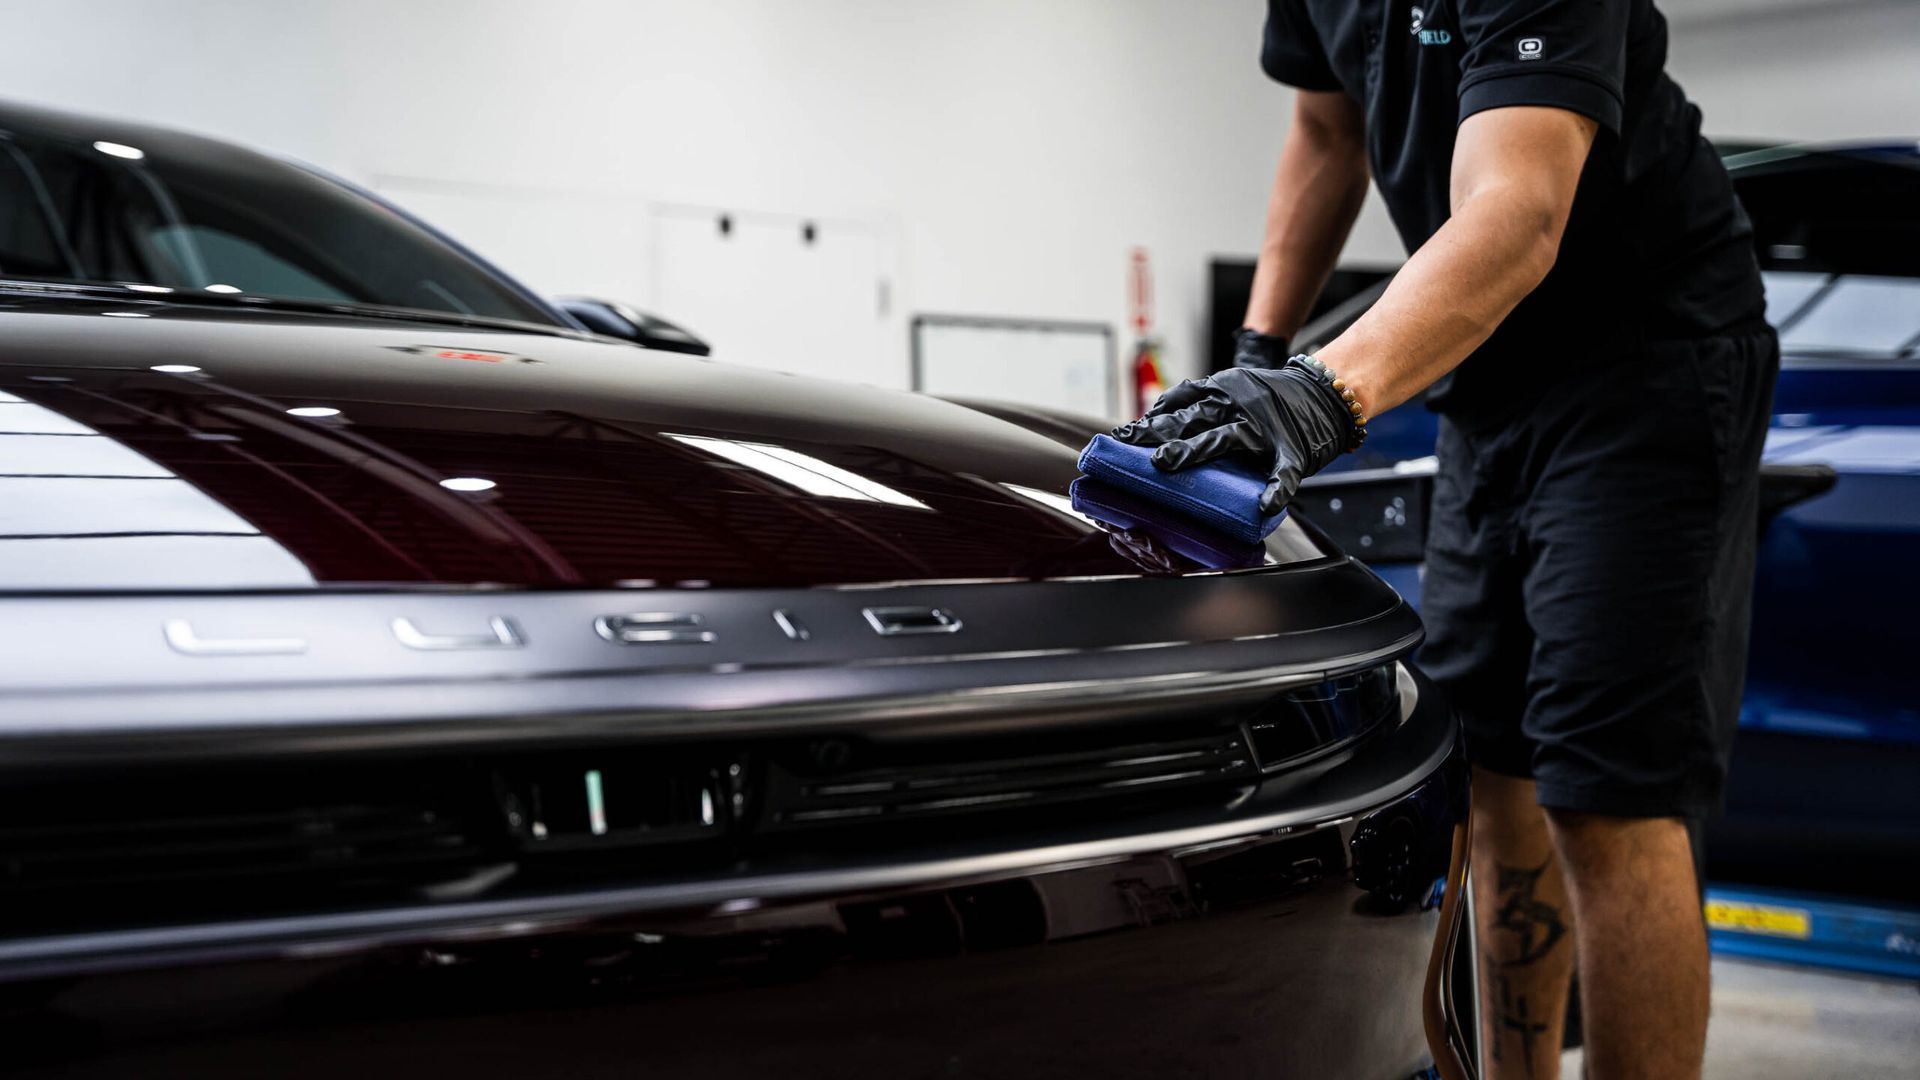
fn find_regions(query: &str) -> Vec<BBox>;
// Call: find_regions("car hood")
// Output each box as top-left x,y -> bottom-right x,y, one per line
0,298 -> 1320,591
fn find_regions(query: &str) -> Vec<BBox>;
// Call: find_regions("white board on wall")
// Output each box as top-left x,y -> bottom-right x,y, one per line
912,315 -> 1116,420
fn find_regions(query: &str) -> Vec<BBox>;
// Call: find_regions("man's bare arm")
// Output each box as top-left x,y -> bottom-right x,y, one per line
1243,89 -> 1371,338
1315,106 -> 1599,416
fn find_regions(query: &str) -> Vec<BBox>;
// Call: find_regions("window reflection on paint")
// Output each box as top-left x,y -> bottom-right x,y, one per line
669,434 -> 930,509
0,397 -> 315,588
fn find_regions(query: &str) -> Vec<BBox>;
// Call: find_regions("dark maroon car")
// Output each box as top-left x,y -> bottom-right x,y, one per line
0,101 -> 1470,1078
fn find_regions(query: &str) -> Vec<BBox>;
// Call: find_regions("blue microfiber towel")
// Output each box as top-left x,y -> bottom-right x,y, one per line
1068,478 -> 1266,571
1076,433 -> 1285,545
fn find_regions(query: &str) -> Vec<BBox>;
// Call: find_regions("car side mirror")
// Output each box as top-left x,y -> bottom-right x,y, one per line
553,296 -> 711,357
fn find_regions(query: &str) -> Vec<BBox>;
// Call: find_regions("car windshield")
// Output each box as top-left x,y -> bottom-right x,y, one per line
1731,147 -> 1920,364
1764,272 -> 1920,361
0,120 -> 555,325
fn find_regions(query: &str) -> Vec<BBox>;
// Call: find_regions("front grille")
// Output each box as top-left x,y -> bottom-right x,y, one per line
494,752 -> 726,852
0,765 -> 502,934
762,725 -> 1257,828
0,670 -> 1395,939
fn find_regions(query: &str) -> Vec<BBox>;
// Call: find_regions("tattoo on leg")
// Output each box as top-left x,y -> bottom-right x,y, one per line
1492,858 -> 1566,967
1493,973 -> 1549,1077
1482,859 -> 1566,1075
1485,960 -> 1504,1066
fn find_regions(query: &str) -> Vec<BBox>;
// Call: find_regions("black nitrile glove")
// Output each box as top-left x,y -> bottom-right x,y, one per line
1111,357 -> 1361,514
1231,328 -> 1291,370
1106,528 -> 1180,575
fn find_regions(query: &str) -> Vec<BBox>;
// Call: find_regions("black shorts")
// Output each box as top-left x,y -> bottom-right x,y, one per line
1418,328 -> 1780,818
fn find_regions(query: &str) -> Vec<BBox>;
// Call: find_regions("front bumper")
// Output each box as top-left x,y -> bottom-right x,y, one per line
2,663 -> 1464,1078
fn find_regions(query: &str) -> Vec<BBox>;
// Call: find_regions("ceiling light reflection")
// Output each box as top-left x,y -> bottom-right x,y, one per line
1002,483 -> 1094,525
204,284 -> 242,294
439,477 -> 497,492
93,140 -> 145,161
150,364 -> 202,374
669,434 -> 929,509
286,406 -> 341,418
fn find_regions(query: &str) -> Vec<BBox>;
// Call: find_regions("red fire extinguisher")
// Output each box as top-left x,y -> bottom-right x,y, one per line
1133,338 -> 1166,415
1127,247 -> 1165,414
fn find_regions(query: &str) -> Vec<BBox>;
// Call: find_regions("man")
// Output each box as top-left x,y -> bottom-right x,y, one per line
1115,3 -> 1776,1077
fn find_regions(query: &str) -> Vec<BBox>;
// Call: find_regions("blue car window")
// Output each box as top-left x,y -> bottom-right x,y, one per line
1779,275 -> 1920,360
1760,270 -> 1830,329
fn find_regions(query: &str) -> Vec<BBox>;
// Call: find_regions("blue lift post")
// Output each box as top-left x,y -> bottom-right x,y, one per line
1705,885 -> 1920,981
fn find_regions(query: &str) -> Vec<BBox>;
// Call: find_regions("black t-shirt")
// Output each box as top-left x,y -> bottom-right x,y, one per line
1262,0 -> 1765,425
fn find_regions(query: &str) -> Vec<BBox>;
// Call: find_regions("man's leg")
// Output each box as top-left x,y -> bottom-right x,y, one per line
1472,767 -> 1576,1080
1476,329 -> 1774,1080
1547,810 -> 1708,1080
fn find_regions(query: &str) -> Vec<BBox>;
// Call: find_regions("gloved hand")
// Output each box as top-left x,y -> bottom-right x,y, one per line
1106,527 -> 1180,575
1111,356 -> 1365,514
1231,328 -> 1291,370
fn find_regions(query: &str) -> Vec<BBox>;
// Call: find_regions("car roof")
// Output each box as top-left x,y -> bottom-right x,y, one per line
1722,140 -> 1920,172
0,97 -> 254,164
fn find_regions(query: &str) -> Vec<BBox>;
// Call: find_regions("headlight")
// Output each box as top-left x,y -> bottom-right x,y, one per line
1246,662 -> 1403,769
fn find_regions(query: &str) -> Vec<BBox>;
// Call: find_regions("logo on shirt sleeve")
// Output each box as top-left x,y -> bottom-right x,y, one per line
1517,36 -> 1545,60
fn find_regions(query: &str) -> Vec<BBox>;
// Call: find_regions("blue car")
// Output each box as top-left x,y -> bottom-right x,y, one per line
1290,142 -> 1920,971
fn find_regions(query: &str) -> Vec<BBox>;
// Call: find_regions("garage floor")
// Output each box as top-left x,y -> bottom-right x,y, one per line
1560,957 -> 1920,1079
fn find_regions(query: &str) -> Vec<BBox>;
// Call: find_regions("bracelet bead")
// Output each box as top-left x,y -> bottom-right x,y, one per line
1293,353 -> 1368,454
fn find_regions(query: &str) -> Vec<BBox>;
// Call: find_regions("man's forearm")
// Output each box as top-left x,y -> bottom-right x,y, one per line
1314,186 -> 1559,415
1243,92 -> 1370,338
1315,106 -> 1598,417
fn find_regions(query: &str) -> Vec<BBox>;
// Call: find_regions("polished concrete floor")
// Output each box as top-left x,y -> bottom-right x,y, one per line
1560,956 -> 1920,1079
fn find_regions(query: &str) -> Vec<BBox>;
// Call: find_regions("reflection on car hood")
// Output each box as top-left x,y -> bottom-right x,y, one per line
0,298 -> 1320,591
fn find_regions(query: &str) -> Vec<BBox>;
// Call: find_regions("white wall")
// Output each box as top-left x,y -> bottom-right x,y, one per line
0,0 -> 1915,399
1665,0 -> 1920,143
1,0 -> 1327,403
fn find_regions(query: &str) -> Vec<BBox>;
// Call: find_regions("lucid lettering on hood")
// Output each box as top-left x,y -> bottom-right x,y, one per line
152,606 -> 971,659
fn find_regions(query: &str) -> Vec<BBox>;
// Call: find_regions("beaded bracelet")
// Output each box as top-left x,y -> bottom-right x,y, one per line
1292,354 -> 1369,452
